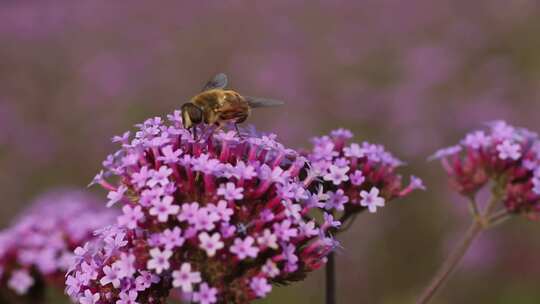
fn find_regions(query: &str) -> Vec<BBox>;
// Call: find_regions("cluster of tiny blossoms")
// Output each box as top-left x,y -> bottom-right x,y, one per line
430,121 -> 540,218
67,111 -> 338,304
0,190 -> 117,298
305,129 -> 424,224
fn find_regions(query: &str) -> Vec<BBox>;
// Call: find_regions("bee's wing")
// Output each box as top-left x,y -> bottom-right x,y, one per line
245,96 -> 285,108
202,73 -> 228,92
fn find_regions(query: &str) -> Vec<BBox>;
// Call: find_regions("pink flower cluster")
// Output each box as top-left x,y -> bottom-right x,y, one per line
67,112 -> 338,304
305,129 -> 424,223
430,121 -> 540,218
0,190 -> 117,298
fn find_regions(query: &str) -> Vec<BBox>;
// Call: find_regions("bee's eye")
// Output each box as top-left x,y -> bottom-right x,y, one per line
181,104 -> 203,128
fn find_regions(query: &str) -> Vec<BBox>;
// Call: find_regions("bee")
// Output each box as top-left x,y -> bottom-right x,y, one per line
181,73 -> 284,138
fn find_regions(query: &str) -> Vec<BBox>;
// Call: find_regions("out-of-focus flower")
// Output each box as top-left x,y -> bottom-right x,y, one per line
68,111 -> 338,304
7,270 -> 34,295
305,129 -> 423,225
0,190 -> 117,300
430,121 -> 540,218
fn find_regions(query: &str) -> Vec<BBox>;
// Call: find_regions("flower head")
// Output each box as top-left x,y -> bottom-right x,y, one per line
305,129 -> 422,224
0,189 -> 117,298
8,270 -> 34,295
431,121 -> 540,217
68,112 -> 337,303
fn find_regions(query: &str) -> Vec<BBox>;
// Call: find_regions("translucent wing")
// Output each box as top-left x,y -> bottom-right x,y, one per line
245,96 -> 285,108
202,73 -> 228,91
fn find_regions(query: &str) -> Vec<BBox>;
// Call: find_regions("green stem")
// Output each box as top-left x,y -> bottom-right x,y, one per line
326,252 -> 336,304
416,218 -> 484,304
487,210 -> 512,228
417,188 -> 503,304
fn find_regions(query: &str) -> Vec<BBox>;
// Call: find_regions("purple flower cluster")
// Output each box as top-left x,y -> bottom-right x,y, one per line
305,129 -> 424,224
0,190 -> 117,298
67,112 -> 338,304
430,121 -> 540,218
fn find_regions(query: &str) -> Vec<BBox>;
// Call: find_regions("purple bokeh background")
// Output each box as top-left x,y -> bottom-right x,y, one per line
1,1 -> 540,303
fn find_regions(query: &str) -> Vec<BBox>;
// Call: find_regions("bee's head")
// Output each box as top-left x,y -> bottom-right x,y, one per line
181,103 -> 203,129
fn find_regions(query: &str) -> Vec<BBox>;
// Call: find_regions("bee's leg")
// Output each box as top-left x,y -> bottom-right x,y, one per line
192,125 -> 198,141
214,123 -> 224,133
235,123 -> 244,139
201,123 -> 221,141
208,124 -> 219,139
234,114 -> 248,139
210,122 -> 224,138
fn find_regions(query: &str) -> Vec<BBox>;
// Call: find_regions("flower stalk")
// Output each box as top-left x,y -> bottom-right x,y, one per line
417,183 -> 506,304
0,190 -> 117,300
325,252 -> 336,304
416,217 -> 484,304
420,121 -> 540,303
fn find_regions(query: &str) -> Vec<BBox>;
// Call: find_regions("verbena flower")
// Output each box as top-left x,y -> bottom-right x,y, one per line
429,120 -> 540,218
0,189 -> 117,301
68,111 -> 338,304
305,129 -> 424,225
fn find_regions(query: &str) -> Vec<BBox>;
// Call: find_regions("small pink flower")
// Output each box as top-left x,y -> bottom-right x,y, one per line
193,283 -> 218,304
350,170 -> 365,186
113,253 -> 136,279
80,289 -> 100,304
116,290 -> 139,304
160,227 -> 185,249
262,260 -> 280,278
463,131 -> 490,149
360,187 -> 385,213
323,164 -> 350,185
158,145 -> 182,164
177,202 -> 200,223
193,208 -> 219,231
217,182 -> 244,201
146,248 -> 172,274
496,140 -> 521,160
208,200 -> 233,222
149,195 -> 179,222
343,143 -> 365,158
118,205 -> 145,229
323,213 -> 341,230
8,270 -> 34,295
250,277 -> 272,298
100,264 -> 122,288
172,263 -> 202,293
230,237 -> 259,260
198,232 -> 224,257
324,189 -> 349,211
148,166 -> 173,187
107,185 -> 127,207
273,220 -> 298,242
257,229 -> 278,250
135,271 -> 160,291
